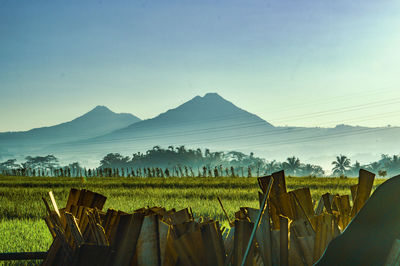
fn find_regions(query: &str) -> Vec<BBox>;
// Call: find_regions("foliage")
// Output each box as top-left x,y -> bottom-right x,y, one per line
378,170 -> 387,178
332,155 -> 351,176
0,159 -> 20,170
97,147 -> 326,177
22,155 -> 59,170
282,156 -> 301,176
2,149 -> 400,178
100,153 -> 130,168
331,154 -> 400,177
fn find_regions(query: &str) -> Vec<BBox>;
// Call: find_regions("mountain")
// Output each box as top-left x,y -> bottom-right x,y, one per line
115,92 -> 273,134
55,93 -> 275,155
0,106 -> 141,151
53,94 -> 400,169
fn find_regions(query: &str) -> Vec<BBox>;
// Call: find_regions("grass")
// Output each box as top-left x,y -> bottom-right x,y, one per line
0,175 -> 387,258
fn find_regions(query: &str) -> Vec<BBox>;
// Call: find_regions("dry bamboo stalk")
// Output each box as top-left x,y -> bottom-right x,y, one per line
64,212 -> 84,247
49,191 -> 61,219
271,230 -> 280,266
279,216 -> 289,266
315,197 -> 324,216
351,169 -> 375,217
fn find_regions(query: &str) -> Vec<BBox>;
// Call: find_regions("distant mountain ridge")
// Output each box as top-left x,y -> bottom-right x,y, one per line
69,93 -> 274,152
37,92 -> 276,164
0,105 -> 141,149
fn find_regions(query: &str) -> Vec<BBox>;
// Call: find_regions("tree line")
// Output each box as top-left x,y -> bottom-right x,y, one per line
0,146 -> 399,177
331,154 -> 400,178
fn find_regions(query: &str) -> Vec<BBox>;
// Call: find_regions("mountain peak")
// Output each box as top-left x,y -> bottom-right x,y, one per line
203,92 -> 223,99
89,105 -> 112,113
75,105 -> 141,124
128,92 -> 274,128
190,93 -> 225,102
81,105 -> 119,118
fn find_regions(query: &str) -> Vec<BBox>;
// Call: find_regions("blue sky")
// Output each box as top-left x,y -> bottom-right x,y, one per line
1,0 -> 400,131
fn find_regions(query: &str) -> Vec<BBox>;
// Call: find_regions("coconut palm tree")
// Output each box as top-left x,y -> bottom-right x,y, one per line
205,148 -> 211,158
299,164 -> 313,176
298,164 -> 325,177
379,154 -> 391,167
348,161 -> 361,177
367,161 -> 381,174
195,148 -> 202,156
386,155 -> 400,175
311,165 -> 325,176
282,156 -> 301,176
332,155 -> 351,176
176,145 -> 186,155
265,160 -> 280,175
0,159 -> 20,170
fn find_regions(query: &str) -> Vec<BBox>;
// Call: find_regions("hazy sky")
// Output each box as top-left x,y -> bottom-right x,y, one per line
1,0 -> 400,132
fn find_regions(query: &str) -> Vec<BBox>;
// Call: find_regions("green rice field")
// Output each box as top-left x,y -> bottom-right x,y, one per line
0,175 -> 387,261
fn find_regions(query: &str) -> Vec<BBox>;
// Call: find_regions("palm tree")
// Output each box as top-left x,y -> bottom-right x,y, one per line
349,161 -> 361,177
195,148 -> 202,156
0,159 -> 20,170
152,145 -> 161,152
299,164 -> 313,176
367,161 -> 381,174
311,165 -> 325,176
387,155 -> 400,175
282,156 -> 300,176
298,163 -> 324,177
332,155 -> 351,176
379,154 -> 391,167
265,160 -> 280,175
176,145 -> 186,155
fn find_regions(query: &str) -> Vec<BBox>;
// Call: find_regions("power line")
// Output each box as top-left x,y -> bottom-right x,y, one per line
52,120 -> 399,156
55,95 -> 400,148
269,97 -> 400,123
70,106 -> 400,148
